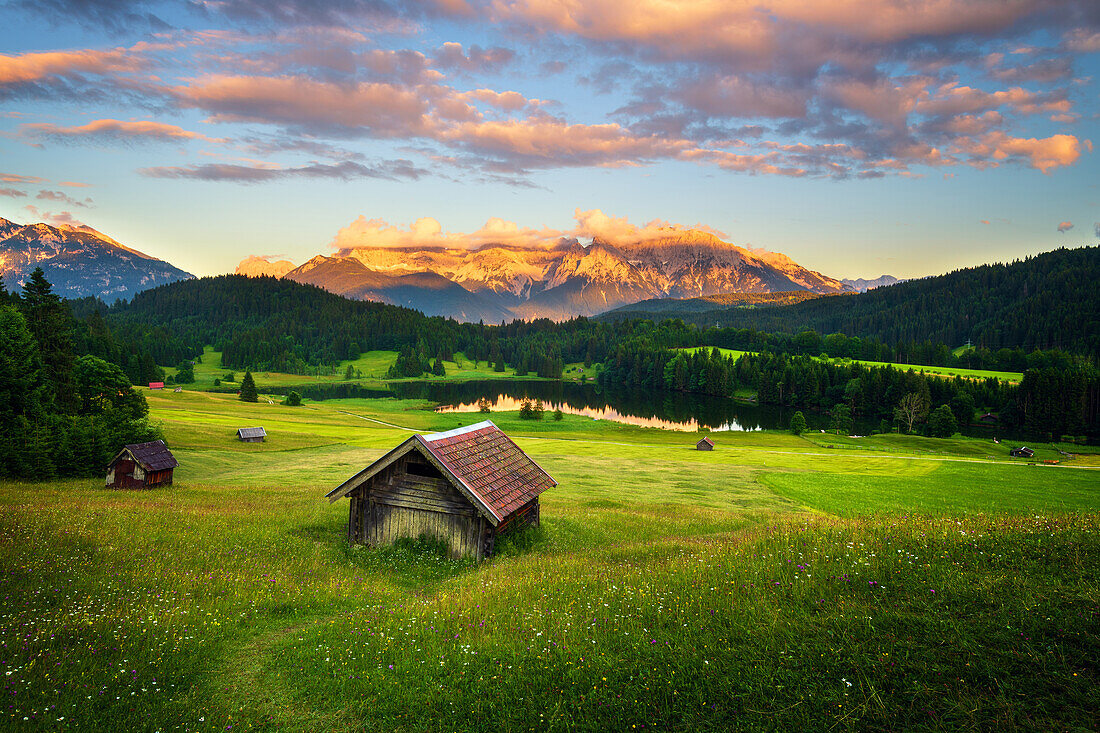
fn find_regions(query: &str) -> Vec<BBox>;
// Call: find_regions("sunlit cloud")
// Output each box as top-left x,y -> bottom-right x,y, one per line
20,118 -> 227,144
1057,221 -> 1073,232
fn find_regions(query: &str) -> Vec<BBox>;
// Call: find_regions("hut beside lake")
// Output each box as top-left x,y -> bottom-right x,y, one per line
326,420 -> 556,560
106,440 -> 177,489
236,426 -> 266,442
697,436 -> 714,451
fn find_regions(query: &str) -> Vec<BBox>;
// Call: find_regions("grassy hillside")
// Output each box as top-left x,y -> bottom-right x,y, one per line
1,391 -> 1098,731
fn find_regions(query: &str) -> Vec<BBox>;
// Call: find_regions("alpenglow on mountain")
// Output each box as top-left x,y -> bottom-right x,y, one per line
246,230 -> 851,322
0,218 -> 193,301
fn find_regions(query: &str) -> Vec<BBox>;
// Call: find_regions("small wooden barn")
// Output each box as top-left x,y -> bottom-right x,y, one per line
148,381 -> 164,390
106,440 -> 178,489
1010,446 -> 1035,458
697,436 -> 714,451
326,420 -> 556,560
236,427 -> 266,442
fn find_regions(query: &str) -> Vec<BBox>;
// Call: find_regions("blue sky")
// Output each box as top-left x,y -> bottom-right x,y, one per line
1,0 -> 1097,279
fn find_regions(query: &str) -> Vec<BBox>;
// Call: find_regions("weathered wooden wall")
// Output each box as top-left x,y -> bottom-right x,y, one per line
348,454 -> 490,559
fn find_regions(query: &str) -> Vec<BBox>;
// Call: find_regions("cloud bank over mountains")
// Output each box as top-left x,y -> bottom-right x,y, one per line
1,0 -> 1096,185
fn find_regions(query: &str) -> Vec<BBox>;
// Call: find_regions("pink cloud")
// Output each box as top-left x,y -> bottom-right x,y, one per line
0,48 -> 142,85
20,119 -> 226,144
955,131 -> 1086,173
0,187 -> 27,198
1057,221 -> 1073,233
177,75 -> 433,136
0,172 -> 45,184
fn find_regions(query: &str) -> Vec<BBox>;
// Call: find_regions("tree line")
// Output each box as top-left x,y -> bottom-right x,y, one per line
0,270 -> 159,480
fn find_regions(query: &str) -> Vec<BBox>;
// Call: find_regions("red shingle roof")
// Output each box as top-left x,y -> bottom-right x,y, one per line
420,421 -> 555,522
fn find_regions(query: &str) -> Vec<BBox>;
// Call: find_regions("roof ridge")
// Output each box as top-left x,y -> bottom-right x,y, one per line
422,419 -> 496,442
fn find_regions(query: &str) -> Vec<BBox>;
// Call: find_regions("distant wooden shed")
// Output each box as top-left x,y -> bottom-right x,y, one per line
326,420 -> 556,560
106,440 -> 177,489
148,382 -> 164,390
697,436 -> 714,451
236,427 -> 266,442
1010,446 -> 1035,458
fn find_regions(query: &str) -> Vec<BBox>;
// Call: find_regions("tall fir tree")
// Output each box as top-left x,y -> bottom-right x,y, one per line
239,371 -> 258,402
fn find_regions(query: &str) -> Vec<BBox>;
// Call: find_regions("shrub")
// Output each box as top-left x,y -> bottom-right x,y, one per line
789,411 -> 807,436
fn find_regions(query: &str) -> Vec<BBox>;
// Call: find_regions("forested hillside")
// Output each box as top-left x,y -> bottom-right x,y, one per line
601,246 -> 1100,358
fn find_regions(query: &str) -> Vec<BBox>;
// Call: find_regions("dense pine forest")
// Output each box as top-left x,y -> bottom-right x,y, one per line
602,246 -> 1100,359
0,271 -> 159,479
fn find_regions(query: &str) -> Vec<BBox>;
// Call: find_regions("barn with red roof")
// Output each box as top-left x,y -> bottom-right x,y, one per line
326,420 -> 555,560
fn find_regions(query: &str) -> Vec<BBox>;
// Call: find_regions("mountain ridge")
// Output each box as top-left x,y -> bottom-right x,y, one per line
267,231 -> 851,322
0,217 -> 194,301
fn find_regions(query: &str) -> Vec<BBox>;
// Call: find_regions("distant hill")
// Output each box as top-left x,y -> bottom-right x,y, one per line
241,230 -> 850,322
601,246 -> 1100,357
0,217 -> 193,301
841,275 -> 904,292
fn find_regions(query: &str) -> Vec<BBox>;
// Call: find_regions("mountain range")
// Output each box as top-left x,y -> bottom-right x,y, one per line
0,217 -> 193,301
261,230 -> 852,321
840,275 -> 906,292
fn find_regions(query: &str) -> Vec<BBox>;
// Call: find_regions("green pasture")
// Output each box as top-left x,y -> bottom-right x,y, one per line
165,347 -> 598,392
1,391 -> 1097,731
679,346 -> 1021,382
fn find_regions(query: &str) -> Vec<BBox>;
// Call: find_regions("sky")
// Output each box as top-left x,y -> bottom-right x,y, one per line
1,0 -> 1098,280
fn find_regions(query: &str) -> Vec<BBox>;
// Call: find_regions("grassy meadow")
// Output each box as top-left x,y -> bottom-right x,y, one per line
679,346 -> 1023,382
1,388 -> 1098,731
165,348 -> 599,393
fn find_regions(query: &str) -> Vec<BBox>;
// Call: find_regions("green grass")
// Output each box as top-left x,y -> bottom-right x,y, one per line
679,347 -> 1021,382
1,393 -> 1098,731
165,347 -> 595,392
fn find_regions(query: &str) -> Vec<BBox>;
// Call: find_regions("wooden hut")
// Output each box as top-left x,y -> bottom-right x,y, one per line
1010,446 -> 1035,458
326,420 -> 556,560
106,440 -> 177,489
236,427 -> 266,442
148,381 -> 164,390
696,436 -> 714,451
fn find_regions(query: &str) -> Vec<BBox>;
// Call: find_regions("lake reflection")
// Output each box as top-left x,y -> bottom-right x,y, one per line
436,395 -> 762,432
385,380 -> 799,432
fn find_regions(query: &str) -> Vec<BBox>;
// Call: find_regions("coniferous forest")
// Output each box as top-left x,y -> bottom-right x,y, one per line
602,246 -> 1100,359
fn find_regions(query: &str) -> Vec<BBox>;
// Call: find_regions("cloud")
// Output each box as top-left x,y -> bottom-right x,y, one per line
332,215 -> 567,251
331,209 -> 733,252
0,187 -> 28,198
432,43 -> 515,73
1057,221 -> 1073,233
20,118 -> 227,144
0,48 -> 142,86
21,204 -> 86,227
7,0 -> 170,32
980,219 -> 990,225
954,132 -> 1086,174
1095,222 -> 1100,238
176,75 -> 433,136
138,159 -> 427,182
0,172 -> 46,184
235,254 -> 296,277
36,189 -> 92,207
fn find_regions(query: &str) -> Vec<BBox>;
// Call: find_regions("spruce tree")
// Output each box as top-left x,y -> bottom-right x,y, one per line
239,371 -> 258,402
789,411 -> 807,436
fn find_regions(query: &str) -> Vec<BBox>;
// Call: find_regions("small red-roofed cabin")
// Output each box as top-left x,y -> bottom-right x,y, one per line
106,440 -> 178,489
326,420 -> 556,560
697,436 -> 714,451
